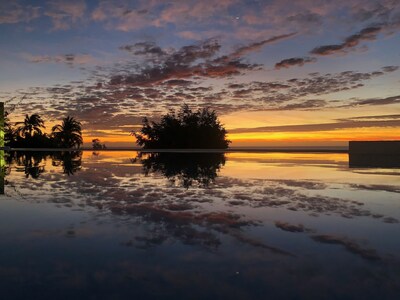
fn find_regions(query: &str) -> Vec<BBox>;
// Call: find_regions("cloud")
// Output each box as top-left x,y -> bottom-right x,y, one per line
12,62 -> 399,138
119,41 -> 167,57
226,66 -> 396,108
91,0 -> 154,31
286,11 -> 322,28
27,53 -> 96,67
348,95 -> 400,106
45,0 -> 86,30
275,57 -> 316,69
222,32 -> 297,60
350,1 -> 399,23
381,65 -> 399,72
108,37 -> 285,87
229,119 -> 400,134
108,34 -> 295,89
275,5 -> 400,68
310,25 -> 383,55
152,0 -> 237,27
0,2 -> 41,24
311,235 -> 381,261
268,99 -> 328,110
338,114 -> 400,121
162,80 -> 195,87
275,221 -> 307,233
11,59 -> 399,137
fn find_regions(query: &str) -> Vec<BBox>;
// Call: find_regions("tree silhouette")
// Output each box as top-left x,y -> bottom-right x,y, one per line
15,114 -> 45,139
134,104 -> 230,149
4,111 -> 16,146
92,138 -> 106,150
52,116 -> 83,148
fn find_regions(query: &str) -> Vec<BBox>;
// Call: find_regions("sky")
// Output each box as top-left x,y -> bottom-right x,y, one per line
0,0 -> 399,147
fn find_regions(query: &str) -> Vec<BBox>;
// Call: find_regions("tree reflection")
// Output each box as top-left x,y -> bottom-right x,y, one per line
14,151 -> 46,179
51,151 -> 82,176
7,151 -> 82,178
134,152 -> 226,188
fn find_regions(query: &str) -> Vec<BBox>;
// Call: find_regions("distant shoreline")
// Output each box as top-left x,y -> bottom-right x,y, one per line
4,147 -> 349,153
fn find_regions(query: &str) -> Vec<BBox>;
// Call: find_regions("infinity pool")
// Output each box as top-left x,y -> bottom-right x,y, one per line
1,151 -> 399,299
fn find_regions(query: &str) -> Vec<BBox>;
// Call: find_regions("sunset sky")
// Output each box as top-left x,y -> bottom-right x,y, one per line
1,0 -> 399,147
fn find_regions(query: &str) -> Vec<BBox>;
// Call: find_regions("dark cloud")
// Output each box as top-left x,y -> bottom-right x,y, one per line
109,39 -> 260,87
337,114 -> 400,122
223,32 -> 297,60
266,100 -> 328,111
381,65 -> 399,72
0,2 -> 41,24
229,119 -> 400,134
350,184 -> 400,194
11,61 -> 398,136
351,3 -> 394,23
106,35 -> 298,89
348,95 -> 400,107
10,27 -> 400,137
275,221 -> 307,233
311,235 -> 381,261
310,25 -> 383,55
162,80 -> 195,87
119,41 -> 167,57
275,57 -> 316,69
225,67 -> 395,110
28,53 -> 94,67
287,12 -> 322,28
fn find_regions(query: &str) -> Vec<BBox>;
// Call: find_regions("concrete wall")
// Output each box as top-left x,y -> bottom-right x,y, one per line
349,141 -> 400,168
349,141 -> 400,155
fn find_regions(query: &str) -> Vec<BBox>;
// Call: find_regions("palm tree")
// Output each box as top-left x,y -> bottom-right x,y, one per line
52,116 -> 83,148
15,114 -> 45,139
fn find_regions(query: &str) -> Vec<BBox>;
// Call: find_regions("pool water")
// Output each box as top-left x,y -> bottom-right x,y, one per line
1,151 -> 399,299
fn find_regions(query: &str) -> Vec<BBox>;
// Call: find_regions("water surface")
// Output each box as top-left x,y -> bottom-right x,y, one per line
1,151 -> 399,299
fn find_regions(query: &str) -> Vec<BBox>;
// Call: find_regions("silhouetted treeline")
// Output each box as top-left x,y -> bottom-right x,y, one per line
4,113 -> 82,148
134,104 -> 230,149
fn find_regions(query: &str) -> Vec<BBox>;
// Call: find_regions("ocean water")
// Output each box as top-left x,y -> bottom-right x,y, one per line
1,151 -> 399,299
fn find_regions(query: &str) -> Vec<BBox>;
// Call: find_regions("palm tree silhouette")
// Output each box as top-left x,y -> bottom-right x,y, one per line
52,116 -> 83,148
15,114 -> 45,139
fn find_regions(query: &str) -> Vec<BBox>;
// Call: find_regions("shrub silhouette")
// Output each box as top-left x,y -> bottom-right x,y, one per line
92,138 -> 106,150
134,105 -> 230,149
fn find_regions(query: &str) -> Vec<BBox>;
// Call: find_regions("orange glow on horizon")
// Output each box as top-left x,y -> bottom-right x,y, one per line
81,126 -> 400,147
226,127 -> 400,146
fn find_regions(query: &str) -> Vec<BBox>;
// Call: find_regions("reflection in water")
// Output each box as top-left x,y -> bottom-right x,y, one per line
0,151 -> 400,299
0,150 -> 4,194
7,151 -> 82,178
349,153 -> 400,168
135,152 -> 225,187
51,151 -> 82,175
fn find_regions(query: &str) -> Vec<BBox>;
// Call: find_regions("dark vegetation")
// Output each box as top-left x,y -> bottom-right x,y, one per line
134,152 -> 226,188
92,138 -> 107,150
134,104 -> 230,149
4,113 -> 83,148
